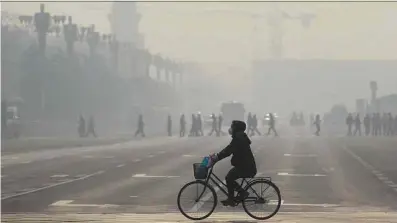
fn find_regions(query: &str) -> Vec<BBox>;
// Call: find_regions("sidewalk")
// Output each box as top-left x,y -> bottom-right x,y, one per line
2,212 -> 397,223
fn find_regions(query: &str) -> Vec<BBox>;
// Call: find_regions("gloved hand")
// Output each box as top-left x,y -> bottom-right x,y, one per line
208,153 -> 219,166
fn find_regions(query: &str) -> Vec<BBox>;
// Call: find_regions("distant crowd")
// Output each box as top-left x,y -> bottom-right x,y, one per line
345,113 -> 397,136
77,112 -> 397,138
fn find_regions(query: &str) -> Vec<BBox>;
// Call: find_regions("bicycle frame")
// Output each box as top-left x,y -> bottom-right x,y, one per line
196,165 -> 272,205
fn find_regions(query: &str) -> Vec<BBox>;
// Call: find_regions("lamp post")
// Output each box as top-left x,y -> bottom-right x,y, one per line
63,16 -> 78,57
109,36 -> 119,75
33,3 -> 51,56
86,24 -> 99,57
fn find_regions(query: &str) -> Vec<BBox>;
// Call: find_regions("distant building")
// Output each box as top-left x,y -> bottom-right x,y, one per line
109,2 -> 146,78
109,2 -> 144,48
356,98 -> 368,115
377,94 -> 397,114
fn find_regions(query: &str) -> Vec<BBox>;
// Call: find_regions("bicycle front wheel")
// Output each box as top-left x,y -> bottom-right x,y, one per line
242,179 -> 281,220
177,180 -> 217,220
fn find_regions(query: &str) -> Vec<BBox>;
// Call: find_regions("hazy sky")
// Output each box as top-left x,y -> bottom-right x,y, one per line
3,1 -> 397,64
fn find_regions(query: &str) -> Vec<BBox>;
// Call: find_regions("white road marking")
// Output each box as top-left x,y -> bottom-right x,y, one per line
51,175 -> 69,178
129,196 -> 138,198
389,184 -> 397,188
19,161 -> 32,164
384,180 -> 394,185
343,147 -> 373,169
278,172 -> 326,177
268,200 -> 284,205
134,174 -> 146,177
182,155 -> 195,157
11,156 -> 19,160
147,155 -> 154,158
322,167 -> 335,173
116,164 -> 125,168
104,156 -> 114,159
281,203 -> 339,207
343,145 -> 397,194
75,174 -> 87,178
284,154 -> 317,157
132,174 -> 179,178
1,171 -> 104,201
134,159 -> 141,162
50,200 -> 117,208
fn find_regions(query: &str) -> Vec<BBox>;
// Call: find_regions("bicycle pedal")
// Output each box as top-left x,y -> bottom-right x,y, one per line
221,200 -> 237,207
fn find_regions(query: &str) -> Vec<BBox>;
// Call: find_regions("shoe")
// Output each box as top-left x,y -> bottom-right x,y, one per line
221,199 -> 237,207
235,190 -> 249,201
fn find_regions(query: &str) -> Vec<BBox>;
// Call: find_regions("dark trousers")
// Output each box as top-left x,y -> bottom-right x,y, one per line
135,127 -> 145,137
250,126 -> 261,136
267,126 -> 278,136
315,124 -> 320,136
86,127 -> 97,138
208,125 -> 218,136
180,126 -> 185,137
353,126 -> 361,136
364,125 -> 370,136
347,125 -> 352,136
225,167 -> 256,199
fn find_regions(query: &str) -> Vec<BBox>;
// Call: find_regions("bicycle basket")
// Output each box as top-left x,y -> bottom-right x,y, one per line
193,163 -> 208,180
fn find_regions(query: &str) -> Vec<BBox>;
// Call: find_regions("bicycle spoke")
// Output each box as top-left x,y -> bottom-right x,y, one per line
242,180 -> 281,220
177,181 -> 217,221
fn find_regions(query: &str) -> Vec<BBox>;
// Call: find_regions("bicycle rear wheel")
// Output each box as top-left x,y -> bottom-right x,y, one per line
242,179 -> 281,220
177,180 -> 217,220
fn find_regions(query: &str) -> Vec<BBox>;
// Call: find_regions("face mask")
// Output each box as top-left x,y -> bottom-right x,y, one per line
228,128 -> 233,135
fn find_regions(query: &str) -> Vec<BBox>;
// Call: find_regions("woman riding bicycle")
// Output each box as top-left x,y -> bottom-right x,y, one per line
210,120 -> 257,206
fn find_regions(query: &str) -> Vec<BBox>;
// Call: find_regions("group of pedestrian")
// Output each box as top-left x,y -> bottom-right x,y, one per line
346,113 -> 397,136
207,113 -> 224,137
133,113 -> 224,138
246,112 -> 278,137
188,113 -> 204,137
247,113 -> 261,136
78,115 -> 96,138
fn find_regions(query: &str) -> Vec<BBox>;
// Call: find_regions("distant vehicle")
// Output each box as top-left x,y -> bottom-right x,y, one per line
290,112 -> 305,127
220,101 -> 245,126
5,106 -> 21,139
203,114 -> 214,128
262,113 -> 279,126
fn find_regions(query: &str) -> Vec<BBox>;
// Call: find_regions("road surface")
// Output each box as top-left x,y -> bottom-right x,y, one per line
2,127 -> 397,222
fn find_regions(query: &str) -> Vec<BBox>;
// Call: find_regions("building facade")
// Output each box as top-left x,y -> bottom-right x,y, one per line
109,2 -> 144,48
109,2 -> 146,79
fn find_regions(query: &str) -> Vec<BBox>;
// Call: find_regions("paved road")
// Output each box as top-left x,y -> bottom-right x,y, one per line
2,127 -> 397,222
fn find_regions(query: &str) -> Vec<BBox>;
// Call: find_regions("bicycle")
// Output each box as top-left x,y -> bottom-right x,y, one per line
177,162 -> 282,220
